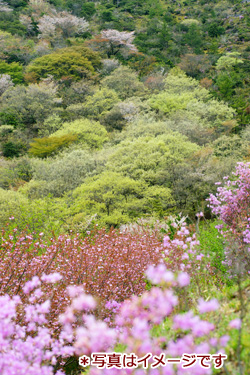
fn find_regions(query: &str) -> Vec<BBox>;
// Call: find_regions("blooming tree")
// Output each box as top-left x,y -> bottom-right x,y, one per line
88,29 -> 137,58
0,0 -> 12,12
38,11 -> 89,39
19,15 -> 34,34
101,29 -> 137,52
0,74 -> 14,96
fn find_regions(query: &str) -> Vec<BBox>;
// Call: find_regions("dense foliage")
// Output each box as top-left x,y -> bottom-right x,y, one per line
0,0 -> 250,230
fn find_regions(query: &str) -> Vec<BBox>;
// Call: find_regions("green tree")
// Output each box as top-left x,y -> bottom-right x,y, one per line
184,23 -> 203,54
0,81 -> 61,132
207,22 -> 225,38
50,118 -> 108,149
215,52 -> 243,71
0,61 -> 24,84
81,2 -> 96,19
102,66 -> 146,100
26,51 -> 95,82
216,74 -> 236,100
67,88 -> 119,120
0,189 -> 67,235
149,68 -> 208,113
215,53 -> 243,100
106,133 -> 199,185
2,141 -> 22,158
58,46 -> 102,70
149,68 -> 236,130
22,149 -> 102,198
0,11 -> 27,36
28,134 -> 77,158
72,171 -> 173,226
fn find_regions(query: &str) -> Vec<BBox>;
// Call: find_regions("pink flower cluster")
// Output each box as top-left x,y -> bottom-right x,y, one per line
0,227 -> 166,328
0,276 -> 74,375
0,219 -> 233,374
82,265 -> 227,375
0,266 -> 228,375
0,221 -> 207,332
208,162 -> 250,274
162,223 -> 208,275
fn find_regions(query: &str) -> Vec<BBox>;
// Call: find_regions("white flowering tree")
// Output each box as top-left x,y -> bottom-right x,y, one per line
0,0 -> 12,12
0,74 -> 14,96
38,11 -> 89,39
88,29 -> 137,58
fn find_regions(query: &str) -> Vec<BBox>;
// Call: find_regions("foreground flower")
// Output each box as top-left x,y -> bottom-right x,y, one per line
177,272 -> 190,287
198,298 -> 219,314
229,318 -> 241,329
0,275 -> 74,375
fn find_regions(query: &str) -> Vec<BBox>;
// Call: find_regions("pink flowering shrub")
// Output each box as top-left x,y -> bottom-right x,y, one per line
208,162 -> 250,274
0,223 -> 232,375
0,275 -> 74,375
0,221 -> 210,329
162,221 -> 208,277
0,217 -> 215,337
61,265 -> 227,375
0,227 -> 166,328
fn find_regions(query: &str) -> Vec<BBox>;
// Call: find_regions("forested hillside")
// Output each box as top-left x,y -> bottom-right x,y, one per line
1,0 -> 250,231
1,1 -> 250,374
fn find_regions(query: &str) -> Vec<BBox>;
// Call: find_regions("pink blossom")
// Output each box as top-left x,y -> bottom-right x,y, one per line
41,273 -> 62,283
177,272 -> 190,287
198,298 -> 219,313
23,276 -> 41,294
229,318 -> 241,329
146,264 -> 174,284
220,335 -> 230,346
72,294 -> 96,311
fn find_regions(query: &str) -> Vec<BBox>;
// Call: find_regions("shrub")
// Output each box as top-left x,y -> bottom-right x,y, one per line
208,162 -> 250,276
50,119 -> 108,149
0,61 -> 24,84
28,134 -> 77,158
2,141 -> 23,158
0,220 -> 205,329
62,265 -> 228,375
0,274 -> 74,375
0,227 -> 164,323
0,266 -> 229,375
199,221 -> 228,279
26,51 -> 95,83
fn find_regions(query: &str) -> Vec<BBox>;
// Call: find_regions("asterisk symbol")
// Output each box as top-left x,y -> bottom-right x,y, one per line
79,355 -> 90,367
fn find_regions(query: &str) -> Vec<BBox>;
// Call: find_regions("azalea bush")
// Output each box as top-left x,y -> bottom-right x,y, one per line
0,226 -> 165,327
0,219 -> 209,331
0,215 -> 247,374
0,273 -> 74,375
81,265 -> 229,375
208,162 -> 250,374
208,162 -> 250,276
1,266 -> 232,375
